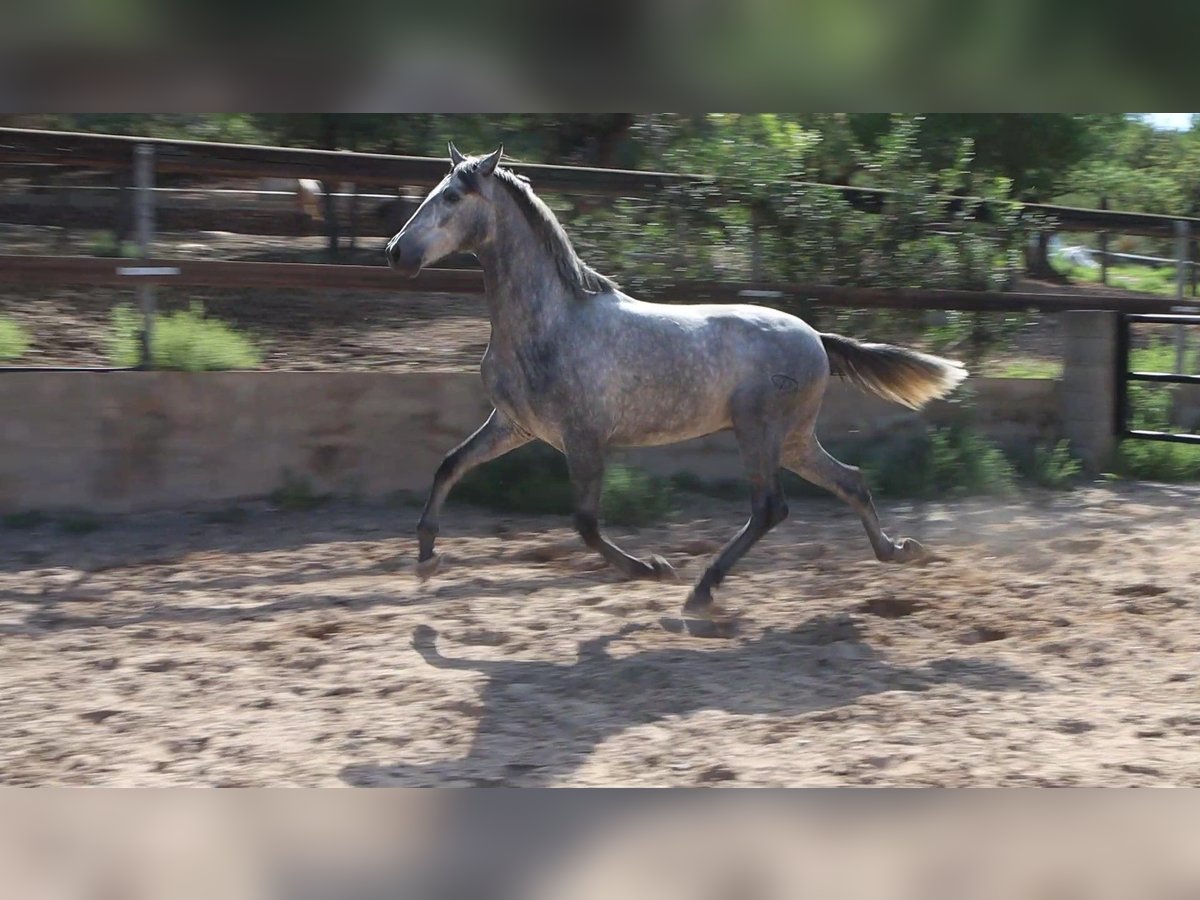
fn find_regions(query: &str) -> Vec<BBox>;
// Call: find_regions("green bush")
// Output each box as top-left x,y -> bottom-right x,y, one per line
452,443 -> 677,525
453,443 -> 574,516
0,317 -> 30,362
58,513 -> 101,535
1012,440 -> 1083,490
3,510 -> 46,529
269,471 -> 329,511
88,232 -> 139,258
992,359 -> 1063,380
805,425 -> 1017,500
1117,440 -> 1200,482
107,302 -> 262,371
670,472 -> 747,501
671,428 -> 1020,502
601,464 -> 675,526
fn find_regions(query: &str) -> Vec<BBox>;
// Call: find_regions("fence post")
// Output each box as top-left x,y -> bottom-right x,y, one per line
1176,219 -> 1189,373
1192,237 -> 1198,298
1062,311 -> 1120,473
1098,196 -> 1109,286
134,143 -> 156,369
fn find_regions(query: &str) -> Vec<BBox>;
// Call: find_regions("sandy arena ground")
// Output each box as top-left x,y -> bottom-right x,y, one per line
1,482 -> 1197,786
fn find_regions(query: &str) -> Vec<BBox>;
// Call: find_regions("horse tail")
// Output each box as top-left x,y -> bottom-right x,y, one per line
819,332 -> 967,410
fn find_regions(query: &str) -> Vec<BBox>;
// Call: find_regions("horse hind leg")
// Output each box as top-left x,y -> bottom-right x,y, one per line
682,415 -> 790,623
783,437 -> 926,563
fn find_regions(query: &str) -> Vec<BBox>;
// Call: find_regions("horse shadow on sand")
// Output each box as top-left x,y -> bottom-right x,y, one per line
340,613 -> 1043,787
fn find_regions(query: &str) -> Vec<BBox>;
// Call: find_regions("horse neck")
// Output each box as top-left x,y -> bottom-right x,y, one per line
474,191 -> 572,347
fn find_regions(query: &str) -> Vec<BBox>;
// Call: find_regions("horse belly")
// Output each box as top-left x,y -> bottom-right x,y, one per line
607,392 -> 732,448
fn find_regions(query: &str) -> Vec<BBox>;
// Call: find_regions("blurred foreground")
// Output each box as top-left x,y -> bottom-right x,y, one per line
2,789 -> 1200,899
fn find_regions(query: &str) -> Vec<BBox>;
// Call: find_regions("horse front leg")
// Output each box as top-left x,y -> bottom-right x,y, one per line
564,441 -> 676,581
682,477 -> 789,623
416,409 -> 529,579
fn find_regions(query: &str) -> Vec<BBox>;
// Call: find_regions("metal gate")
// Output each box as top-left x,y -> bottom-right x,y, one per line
1116,313 -> 1200,444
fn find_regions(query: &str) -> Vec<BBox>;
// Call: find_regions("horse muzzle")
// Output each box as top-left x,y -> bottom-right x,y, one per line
385,236 -> 423,277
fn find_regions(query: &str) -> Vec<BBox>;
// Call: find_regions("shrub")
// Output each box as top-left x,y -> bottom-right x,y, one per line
107,302 -> 262,371
452,443 -> 676,525
3,510 -> 46,529
453,443 -> 574,516
0,317 -> 30,362
601,464 -> 675,526
269,471 -> 329,511
1117,439 -> 1200,482
818,425 -> 1016,500
672,429 -> 1018,502
88,232 -> 139,258
58,513 -> 101,535
1012,440 -> 1083,490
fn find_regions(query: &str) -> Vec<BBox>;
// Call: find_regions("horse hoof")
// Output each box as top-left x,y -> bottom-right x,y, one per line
892,538 -> 928,564
683,591 -> 742,623
416,553 -> 443,580
647,554 -> 679,582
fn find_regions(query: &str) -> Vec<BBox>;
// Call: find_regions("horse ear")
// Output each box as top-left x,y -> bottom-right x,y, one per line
478,144 -> 503,177
448,142 -> 465,166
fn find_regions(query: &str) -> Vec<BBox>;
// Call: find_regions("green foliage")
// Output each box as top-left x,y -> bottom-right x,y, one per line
600,464 -> 676,526
50,115 -> 271,145
58,513 -> 101,535
1117,439 -> 1200,482
670,472 -> 747,501
1130,339 -> 1199,376
0,317 -> 31,362
269,471 -> 329,511
452,443 -> 574,516
991,358 -> 1063,379
1061,116 -> 1200,216
3,510 -> 46,529
855,425 -> 1017,499
452,443 -> 676,525
1054,253 -> 1188,298
673,428 -> 1024,501
107,303 -> 262,371
592,113 -> 1027,297
1011,441 -> 1083,489
87,232 -> 139,258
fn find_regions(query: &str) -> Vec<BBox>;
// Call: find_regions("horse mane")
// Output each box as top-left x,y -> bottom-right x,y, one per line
489,165 -> 618,298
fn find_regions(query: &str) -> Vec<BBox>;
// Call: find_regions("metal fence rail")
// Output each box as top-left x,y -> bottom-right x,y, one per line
4,126 -> 1200,237
1115,313 -> 1200,446
2,254 -> 1198,315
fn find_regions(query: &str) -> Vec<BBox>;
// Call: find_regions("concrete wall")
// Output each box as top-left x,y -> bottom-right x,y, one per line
0,372 -> 1060,515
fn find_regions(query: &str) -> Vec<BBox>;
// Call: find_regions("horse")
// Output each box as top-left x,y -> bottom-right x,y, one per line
386,144 -> 967,623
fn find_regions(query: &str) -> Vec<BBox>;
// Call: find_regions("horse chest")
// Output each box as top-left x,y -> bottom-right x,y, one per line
480,345 -> 564,439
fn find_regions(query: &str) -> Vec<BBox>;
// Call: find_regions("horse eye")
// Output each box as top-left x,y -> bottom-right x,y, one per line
444,190 -> 461,204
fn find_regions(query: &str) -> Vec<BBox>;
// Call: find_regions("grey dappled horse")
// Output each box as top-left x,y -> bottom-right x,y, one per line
386,144 -> 967,622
